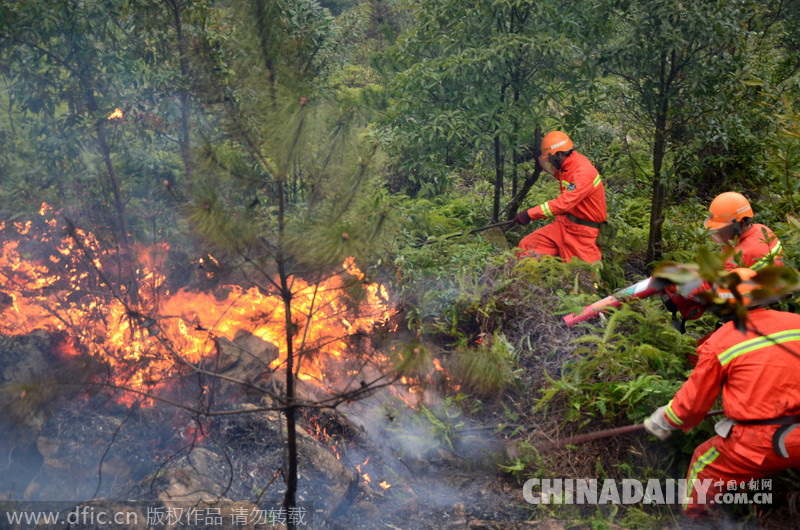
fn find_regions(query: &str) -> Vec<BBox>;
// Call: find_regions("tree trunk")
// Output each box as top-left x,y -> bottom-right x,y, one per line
278,102 -> 307,520
280,264 -> 298,517
493,134 -> 504,222
169,0 -> 193,186
503,125 -> 542,220
512,150 -> 519,199
646,108 -> 669,263
504,165 -> 542,221
510,86 -> 521,198
278,185 -> 298,517
67,10 -> 138,307
646,148 -> 666,264
646,55 -> 672,264
255,0 -> 278,106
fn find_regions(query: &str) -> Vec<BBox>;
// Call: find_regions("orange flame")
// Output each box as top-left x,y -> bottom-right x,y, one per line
0,204 -> 394,406
379,481 -> 391,490
108,108 -> 123,120
356,457 -> 372,484
432,358 -> 445,372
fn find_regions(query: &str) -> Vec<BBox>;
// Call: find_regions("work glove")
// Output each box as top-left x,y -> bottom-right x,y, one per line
643,406 -> 676,441
515,210 -> 531,225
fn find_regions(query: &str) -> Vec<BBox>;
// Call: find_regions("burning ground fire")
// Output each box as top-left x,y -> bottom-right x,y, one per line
0,204 -> 394,407
0,205 -> 482,494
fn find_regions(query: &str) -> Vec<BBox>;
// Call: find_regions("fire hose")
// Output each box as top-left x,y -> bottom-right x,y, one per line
563,276 -> 671,327
557,409 -> 724,447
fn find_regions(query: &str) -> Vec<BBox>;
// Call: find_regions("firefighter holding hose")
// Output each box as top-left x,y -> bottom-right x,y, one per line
563,191 -> 784,331
644,268 -> 800,518
704,191 -> 783,271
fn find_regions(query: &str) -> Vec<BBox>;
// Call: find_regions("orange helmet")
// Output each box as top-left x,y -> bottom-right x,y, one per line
715,267 -> 759,307
540,131 -> 574,159
704,192 -> 754,230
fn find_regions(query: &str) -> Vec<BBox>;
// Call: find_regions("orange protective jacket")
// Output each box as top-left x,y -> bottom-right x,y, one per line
526,151 -> 606,225
691,223 -> 783,305
663,308 -> 800,439
722,223 -> 783,271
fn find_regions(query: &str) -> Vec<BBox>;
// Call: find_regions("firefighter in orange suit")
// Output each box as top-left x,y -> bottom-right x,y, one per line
644,268 -> 800,518
514,131 -> 607,263
705,191 -> 783,271
666,192 -> 783,339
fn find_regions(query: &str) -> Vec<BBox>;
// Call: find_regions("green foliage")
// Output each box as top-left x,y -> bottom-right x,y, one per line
583,0 -> 780,259
534,303 -> 692,424
390,340 -> 435,379
389,190 -> 511,336
4,1 -> 800,524
450,332 -> 520,397
774,215 -> 800,273
499,440 -> 542,482
401,249 -> 503,337
618,506 -> 673,529
767,97 -> 800,216
659,199 -> 710,265
417,402 -> 464,452
597,194 -> 650,282
379,0 -> 578,197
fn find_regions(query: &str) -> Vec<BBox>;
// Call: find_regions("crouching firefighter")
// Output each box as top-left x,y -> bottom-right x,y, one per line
705,191 -> 783,271
514,131 -> 610,264
644,268 -> 800,519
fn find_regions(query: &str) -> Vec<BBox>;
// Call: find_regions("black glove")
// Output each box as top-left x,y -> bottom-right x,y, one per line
516,210 -> 531,225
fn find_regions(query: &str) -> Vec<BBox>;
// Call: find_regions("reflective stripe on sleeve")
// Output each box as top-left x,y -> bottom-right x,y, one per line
593,174 -> 602,187
665,399 -> 684,426
541,202 -> 553,218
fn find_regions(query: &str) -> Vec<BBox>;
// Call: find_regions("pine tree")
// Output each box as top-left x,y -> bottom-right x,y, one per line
186,0 -> 392,512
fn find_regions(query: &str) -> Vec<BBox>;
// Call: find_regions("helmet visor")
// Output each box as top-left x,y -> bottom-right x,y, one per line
539,154 -> 556,176
706,218 -> 738,246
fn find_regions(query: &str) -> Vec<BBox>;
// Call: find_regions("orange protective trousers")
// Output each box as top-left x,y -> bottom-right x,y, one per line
662,308 -> 800,517
681,425 -> 800,517
518,216 -> 601,263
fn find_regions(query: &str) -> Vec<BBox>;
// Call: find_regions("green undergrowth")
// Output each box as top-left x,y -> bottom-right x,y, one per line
386,191 -> 800,526
533,304 -> 694,427
388,238 -> 718,527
